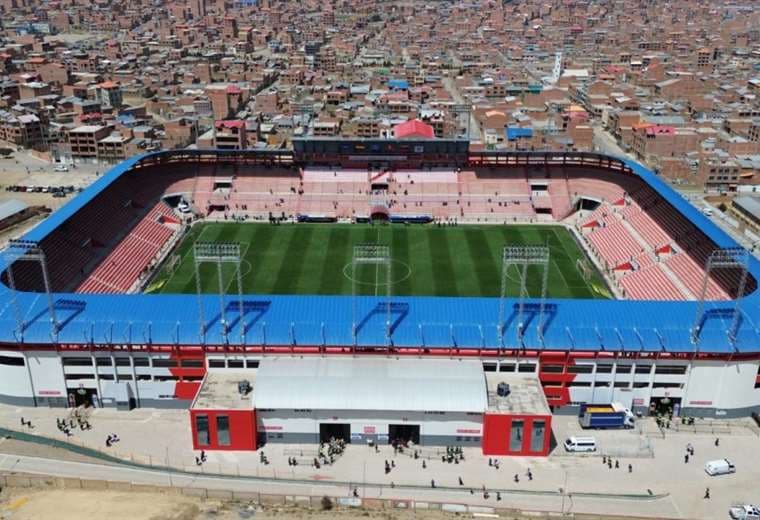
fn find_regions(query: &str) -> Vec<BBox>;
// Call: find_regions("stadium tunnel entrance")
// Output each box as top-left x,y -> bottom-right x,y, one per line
320,423 -> 351,443
389,424 -> 420,445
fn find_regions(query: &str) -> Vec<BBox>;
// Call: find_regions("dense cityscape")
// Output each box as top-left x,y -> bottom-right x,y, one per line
0,1 -> 759,520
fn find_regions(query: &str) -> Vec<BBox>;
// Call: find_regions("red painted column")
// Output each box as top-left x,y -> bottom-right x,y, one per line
482,414 -> 553,456
190,409 -> 257,451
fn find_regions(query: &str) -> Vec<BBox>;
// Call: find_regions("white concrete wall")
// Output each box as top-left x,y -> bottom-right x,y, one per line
27,351 -> 67,400
0,351 -> 34,400
684,360 -> 759,412
257,408 -> 483,441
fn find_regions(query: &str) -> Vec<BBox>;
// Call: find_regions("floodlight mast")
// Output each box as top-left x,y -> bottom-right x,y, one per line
193,242 -> 245,344
4,239 -> 58,341
690,248 -> 749,345
499,246 -> 550,346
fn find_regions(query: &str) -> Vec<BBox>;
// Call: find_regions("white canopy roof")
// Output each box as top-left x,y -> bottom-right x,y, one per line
254,357 -> 487,413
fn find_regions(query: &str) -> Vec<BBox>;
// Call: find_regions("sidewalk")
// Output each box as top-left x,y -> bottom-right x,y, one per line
0,404 -> 758,519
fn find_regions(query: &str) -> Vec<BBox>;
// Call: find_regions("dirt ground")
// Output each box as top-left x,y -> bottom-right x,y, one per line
0,488 -> 481,520
0,487 -> 669,520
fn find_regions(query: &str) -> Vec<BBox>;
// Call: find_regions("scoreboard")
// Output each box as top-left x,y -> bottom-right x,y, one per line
292,138 -> 469,167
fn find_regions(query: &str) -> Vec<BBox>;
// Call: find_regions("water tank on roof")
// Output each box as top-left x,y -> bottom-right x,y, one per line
238,380 -> 252,396
497,382 -> 510,397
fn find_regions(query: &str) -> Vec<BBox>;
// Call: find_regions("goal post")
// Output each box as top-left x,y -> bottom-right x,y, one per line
351,243 -> 392,344
576,258 -> 592,281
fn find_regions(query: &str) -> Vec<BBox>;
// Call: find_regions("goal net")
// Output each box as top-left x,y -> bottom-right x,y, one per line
576,258 -> 592,281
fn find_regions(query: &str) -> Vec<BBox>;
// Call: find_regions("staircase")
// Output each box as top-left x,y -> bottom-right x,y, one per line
659,262 -> 696,300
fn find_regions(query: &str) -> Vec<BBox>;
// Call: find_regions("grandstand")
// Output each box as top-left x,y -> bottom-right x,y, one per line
0,140 -> 758,445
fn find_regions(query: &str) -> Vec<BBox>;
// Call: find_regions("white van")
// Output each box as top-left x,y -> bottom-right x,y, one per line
177,201 -> 191,214
704,458 -> 736,476
564,436 -> 597,453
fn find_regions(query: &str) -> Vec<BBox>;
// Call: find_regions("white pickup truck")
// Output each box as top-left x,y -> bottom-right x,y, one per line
730,505 -> 760,520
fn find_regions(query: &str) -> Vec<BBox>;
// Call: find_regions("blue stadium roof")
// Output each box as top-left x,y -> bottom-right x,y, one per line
0,151 -> 759,353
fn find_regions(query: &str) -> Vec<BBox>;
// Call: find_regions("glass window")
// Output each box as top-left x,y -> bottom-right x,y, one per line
0,355 -> 25,366
510,420 -> 524,451
654,365 -> 687,375
216,415 -> 230,446
568,364 -> 593,374
540,364 -> 564,373
133,358 -> 149,367
62,357 -> 92,366
531,420 -> 545,452
499,363 -> 515,372
208,359 -> 225,368
246,360 -> 260,369
152,358 -> 178,368
635,364 -> 652,374
483,363 -> 497,372
596,364 -> 613,373
114,358 -> 131,367
180,359 -> 203,368
95,357 -> 112,366
517,363 -> 536,373
227,360 -> 244,368
195,415 -> 209,446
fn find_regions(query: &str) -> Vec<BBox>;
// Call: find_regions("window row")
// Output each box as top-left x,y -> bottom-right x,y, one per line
483,363 -> 536,373
208,359 -> 260,369
544,381 -> 684,389
540,363 -> 687,375
64,373 -> 204,382
62,356 -> 203,368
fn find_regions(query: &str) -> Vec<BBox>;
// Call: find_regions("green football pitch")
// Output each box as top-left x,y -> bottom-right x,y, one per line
149,223 -> 611,299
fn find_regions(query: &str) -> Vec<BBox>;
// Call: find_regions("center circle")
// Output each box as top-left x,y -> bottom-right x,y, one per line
342,259 -> 412,286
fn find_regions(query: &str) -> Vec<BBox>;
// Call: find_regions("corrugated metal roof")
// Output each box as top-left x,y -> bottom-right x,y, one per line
253,357 -> 487,412
0,149 -> 757,354
0,199 -> 27,222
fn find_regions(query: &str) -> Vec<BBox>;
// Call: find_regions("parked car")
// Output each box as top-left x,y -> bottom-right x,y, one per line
730,504 -> 760,520
705,458 -> 736,476
564,436 -> 597,452
54,164 -> 69,172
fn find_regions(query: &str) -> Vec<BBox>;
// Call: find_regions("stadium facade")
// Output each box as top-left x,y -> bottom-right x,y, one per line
0,139 -> 758,455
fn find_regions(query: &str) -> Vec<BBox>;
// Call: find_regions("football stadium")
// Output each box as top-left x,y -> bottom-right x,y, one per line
0,138 -> 758,455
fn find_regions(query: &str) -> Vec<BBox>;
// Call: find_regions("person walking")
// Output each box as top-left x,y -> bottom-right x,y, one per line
704,488 -> 710,499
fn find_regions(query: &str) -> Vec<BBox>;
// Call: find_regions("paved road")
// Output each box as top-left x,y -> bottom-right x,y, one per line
441,76 -> 482,141
0,452 -> 679,518
592,125 -> 637,161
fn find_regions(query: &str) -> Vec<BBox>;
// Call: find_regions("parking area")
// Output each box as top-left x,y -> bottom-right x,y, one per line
0,404 -> 759,519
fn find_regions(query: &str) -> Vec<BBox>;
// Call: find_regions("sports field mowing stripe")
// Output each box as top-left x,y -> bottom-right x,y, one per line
154,223 -> 610,299
426,228 -> 459,295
